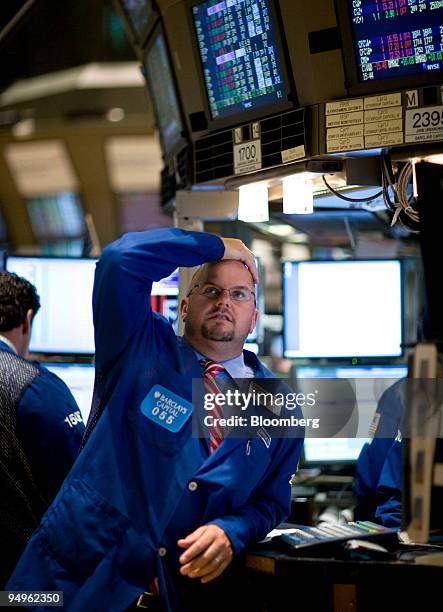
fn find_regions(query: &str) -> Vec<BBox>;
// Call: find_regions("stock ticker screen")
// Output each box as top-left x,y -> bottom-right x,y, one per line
192,0 -> 287,121
348,0 -> 443,82
143,30 -> 184,156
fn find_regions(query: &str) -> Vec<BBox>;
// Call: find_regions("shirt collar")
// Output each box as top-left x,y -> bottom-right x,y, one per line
0,334 -> 18,354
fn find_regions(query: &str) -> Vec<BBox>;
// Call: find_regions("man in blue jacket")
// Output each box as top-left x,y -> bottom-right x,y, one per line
354,379 -> 405,528
0,271 -> 84,586
8,229 -> 303,611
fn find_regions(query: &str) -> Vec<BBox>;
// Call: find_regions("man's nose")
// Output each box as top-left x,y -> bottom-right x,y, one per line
215,289 -> 232,305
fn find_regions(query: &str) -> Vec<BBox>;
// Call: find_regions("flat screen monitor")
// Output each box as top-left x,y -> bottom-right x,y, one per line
44,363 -> 95,423
6,257 -> 97,354
190,0 -> 293,127
283,260 -> 403,359
295,363 -> 408,463
5,256 -> 178,354
336,0 -> 443,95
26,193 -> 85,240
142,26 -> 185,157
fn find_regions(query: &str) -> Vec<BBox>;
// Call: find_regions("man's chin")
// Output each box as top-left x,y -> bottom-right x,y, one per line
202,323 -> 234,342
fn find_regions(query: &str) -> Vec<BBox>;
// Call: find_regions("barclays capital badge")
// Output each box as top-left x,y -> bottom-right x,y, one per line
140,384 -> 192,433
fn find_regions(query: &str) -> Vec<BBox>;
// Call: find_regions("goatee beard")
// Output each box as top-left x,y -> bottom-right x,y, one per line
202,323 -> 234,342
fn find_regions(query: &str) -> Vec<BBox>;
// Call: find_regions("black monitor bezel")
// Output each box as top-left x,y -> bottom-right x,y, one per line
141,22 -> 188,159
186,0 -> 297,132
282,258 -> 405,360
114,0 -> 159,51
335,0 -> 443,97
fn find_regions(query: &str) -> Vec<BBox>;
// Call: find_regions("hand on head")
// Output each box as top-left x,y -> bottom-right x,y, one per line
220,238 -> 258,284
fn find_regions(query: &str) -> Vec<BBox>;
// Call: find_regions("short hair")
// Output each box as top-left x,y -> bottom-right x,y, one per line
0,271 -> 41,332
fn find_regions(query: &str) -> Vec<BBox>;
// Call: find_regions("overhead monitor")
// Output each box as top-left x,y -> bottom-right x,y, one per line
26,193 -> 85,241
142,26 -> 185,157
5,256 -> 179,354
336,0 -> 443,95
283,260 -> 403,359
190,0 -> 294,128
44,363 -> 95,423
115,0 -> 156,45
295,363 -> 408,464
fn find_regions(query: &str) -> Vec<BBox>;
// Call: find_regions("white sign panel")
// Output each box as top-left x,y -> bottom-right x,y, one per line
233,138 -> 262,175
405,106 -> 443,143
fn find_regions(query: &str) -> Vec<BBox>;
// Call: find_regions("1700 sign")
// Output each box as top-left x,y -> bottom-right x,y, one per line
233,139 -> 262,175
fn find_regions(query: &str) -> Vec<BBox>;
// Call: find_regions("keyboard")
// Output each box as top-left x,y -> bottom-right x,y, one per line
276,521 -> 398,552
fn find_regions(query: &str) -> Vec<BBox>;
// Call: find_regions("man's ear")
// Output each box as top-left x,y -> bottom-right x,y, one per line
249,308 -> 258,334
22,309 -> 33,335
179,298 -> 188,322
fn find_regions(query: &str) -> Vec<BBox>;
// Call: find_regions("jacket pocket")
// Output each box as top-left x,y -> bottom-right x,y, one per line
38,478 -> 131,580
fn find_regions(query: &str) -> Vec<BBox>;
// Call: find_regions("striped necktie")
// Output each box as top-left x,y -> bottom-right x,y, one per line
200,359 -> 227,453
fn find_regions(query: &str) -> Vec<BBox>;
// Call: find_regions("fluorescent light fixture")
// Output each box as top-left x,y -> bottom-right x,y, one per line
424,154 -> 443,165
283,174 -> 313,214
238,183 -> 269,222
266,224 -> 295,237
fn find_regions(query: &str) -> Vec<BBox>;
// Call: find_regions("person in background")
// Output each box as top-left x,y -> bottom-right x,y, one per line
354,379 -> 405,528
0,271 -> 85,586
8,228 -> 303,611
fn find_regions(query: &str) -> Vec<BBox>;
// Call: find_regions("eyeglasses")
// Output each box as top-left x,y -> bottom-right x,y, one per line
187,283 -> 255,302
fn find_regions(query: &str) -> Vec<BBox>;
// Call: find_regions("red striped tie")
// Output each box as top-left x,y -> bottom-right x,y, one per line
200,359 -> 226,453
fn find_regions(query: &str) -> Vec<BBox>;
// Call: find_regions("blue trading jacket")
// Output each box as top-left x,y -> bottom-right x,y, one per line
8,229 -> 303,611
0,340 -> 85,503
355,379 -> 405,528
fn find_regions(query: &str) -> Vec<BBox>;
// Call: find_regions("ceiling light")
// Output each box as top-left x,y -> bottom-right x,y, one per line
283,174 -> 313,214
107,107 -> 125,122
424,154 -> 443,165
12,118 -> 35,138
238,183 -> 269,222
266,224 -> 295,237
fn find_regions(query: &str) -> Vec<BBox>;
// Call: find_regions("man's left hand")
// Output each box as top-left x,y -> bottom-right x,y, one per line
177,524 -> 233,583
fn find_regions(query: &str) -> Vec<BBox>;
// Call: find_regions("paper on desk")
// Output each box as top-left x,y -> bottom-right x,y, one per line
259,528 -> 299,543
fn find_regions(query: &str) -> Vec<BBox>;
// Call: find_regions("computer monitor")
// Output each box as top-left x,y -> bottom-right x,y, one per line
142,25 -> 185,157
189,0 -> 294,128
295,363 -> 408,464
6,257 -> 97,354
336,0 -> 443,95
283,260 -> 403,359
6,256 -> 179,354
26,193 -> 85,240
44,363 -> 95,423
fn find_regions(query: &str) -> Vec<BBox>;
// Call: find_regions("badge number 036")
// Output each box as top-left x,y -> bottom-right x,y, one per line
233,139 -> 262,174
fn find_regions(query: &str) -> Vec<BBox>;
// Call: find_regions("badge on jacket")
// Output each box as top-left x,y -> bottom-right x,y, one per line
140,384 -> 192,432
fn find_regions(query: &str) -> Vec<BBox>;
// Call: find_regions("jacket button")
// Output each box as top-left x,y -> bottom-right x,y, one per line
158,547 -> 167,557
188,481 -> 198,492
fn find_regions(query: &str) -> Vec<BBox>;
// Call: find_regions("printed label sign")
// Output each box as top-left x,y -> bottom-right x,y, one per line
405,106 -> 443,143
233,138 -> 262,174
140,384 -> 192,433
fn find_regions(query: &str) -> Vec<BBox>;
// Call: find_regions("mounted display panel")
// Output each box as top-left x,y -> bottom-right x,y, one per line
336,0 -> 443,96
188,0 -> 295,130
6,256 -> 178,355
283,259 -> 403,359
141,24 -> 187,158
114,0 -> 158,48
295,363 -> 408,465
